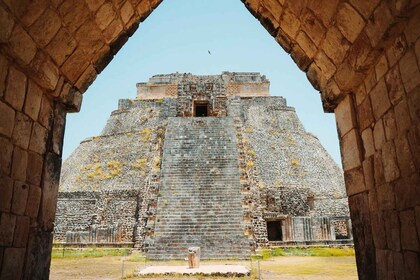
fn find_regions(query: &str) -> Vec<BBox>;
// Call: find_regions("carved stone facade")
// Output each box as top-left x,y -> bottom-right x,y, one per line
55,73 -> 351,257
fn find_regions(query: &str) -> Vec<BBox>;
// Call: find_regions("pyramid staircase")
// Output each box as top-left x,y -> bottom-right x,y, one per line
146,117 -> 249,259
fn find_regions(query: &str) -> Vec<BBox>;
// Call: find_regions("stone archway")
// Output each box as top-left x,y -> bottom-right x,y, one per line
0,1 -> 419,279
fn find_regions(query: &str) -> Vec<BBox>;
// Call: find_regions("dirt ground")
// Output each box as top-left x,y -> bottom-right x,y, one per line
50,256 -> 357,280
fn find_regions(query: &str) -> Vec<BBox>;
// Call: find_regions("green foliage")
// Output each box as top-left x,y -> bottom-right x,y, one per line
255,247 -> 355,259
51,248 -> 130,259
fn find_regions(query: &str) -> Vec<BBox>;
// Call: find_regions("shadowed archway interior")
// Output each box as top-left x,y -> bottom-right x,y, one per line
0,1 -> 419,279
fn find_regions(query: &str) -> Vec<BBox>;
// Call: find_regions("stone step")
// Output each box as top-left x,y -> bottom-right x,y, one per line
147,117 -> 249,260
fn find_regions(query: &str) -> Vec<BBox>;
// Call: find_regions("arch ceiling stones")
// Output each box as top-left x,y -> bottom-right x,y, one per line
0,0 -> 419,279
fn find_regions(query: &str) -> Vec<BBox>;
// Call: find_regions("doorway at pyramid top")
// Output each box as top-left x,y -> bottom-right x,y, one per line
135,72 -> 270,117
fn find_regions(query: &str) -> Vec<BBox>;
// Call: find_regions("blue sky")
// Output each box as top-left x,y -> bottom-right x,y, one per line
63,0 -> 341,166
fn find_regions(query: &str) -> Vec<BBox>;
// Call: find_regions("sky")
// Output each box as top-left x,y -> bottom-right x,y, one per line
63,0 -> 342,166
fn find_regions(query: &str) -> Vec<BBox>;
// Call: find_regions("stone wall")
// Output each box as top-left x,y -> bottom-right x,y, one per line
54,98 -> 172,247
229,96 -> 349,247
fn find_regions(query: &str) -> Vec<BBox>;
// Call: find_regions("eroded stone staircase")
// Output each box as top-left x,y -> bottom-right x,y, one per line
146,117 -> 249,259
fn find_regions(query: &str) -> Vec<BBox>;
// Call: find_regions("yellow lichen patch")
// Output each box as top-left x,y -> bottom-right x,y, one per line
81,161 -> 122,180
258,181 -> 265,189
243,127 -> 254,133
291,159 -> 299,166
152,156 -> 161,172
139,128 -> 151,142
246,161 -> 254,168
132,159 -> 148,176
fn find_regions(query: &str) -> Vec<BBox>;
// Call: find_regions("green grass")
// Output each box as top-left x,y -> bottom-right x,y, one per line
254,247 -> 355,259
51,248 -> 131,259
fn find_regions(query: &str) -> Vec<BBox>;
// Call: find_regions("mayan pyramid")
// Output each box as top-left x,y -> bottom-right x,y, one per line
55,72 -> 351,259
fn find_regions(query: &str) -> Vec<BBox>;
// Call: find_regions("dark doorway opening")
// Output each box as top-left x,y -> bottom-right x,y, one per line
267,220 -> 283,241
195,103 -> 208,117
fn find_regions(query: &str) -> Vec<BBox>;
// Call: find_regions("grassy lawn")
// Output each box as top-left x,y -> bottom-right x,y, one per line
50,248 -> 358,280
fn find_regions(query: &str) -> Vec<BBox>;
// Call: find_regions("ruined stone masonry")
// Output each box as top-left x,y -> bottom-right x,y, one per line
55,72 -> 351,259
0,0 -> 419,279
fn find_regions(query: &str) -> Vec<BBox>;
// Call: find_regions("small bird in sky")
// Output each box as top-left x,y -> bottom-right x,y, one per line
208,50 -> 211,55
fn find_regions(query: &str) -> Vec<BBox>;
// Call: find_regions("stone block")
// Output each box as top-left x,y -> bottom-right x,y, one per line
385,65 -> 404,105
45,28 -> 77,66
403,251 -> 420,280
306,62 -> 326,90
24,80 -> 43,121
334,62 -> 364,92
364,70 -> 376,94
301,10 -> 325,46
407,85 -> 420,124
5,66 -> 27,111
7,25 -> 37,65
373,152 -> 385,186
394,176 -> 417,210
400,210 -> 419,251
0,4 -> 14,42
11,180 -> 29,215
26,151 -> 44,185
52,104 -> 66,155
322,26 -> 350,65
394,98 -> 412,134
399,50 -> 420,94
75,65 -> 97,94
75,19 -> 105,55
295,31 -> 317,59
344,166 -> 366,196
0,247 -> 25,280
381,141 -> 400,183
404,6 -> 420,43
121,1 -> 135,24
12,112 -> 33,149
292,45 -> 312,72
103,19 -> 124,44
25,185 -> 42,218
29,52 -> 59,91
387,36 -> 407,68
29,8 -> 61,47
0,54 -> 8,97
375,55 -> 388,80
11,146 -> 28,182
416,206 -> 420,241
0,213 -> 16,246
336,2 -> 366,43
96,2 -> 116,30
377,183 -> 396,211
85,0 -> 105,12
375,249 -> 390,279
335,95 -> 356,136
357,94 -> 374,129
3,0 -> 47,27
307,0 -> 339,27
349,0 -> 380,19
40,152 -> 61,231
314,51 -> 336,80
61,48 -> 90,83
0,100 -> 15,137
13,215 -> 30,247
362,157 -> 374,190
38,95 -> 53,129
365,1 -> 393,47
279,8 -> 300,39
340,129 -> 362,171
370,78 -> 391,120
406,125 -> 420,170
0,136 -> 13,176
59,0 -> 90,33
361,128 -> 375,158
29,122 -> 48,155
393,252 -> 405,280
0,175 -> 13,212
373,119 -> 385,151
384,210 -> 401,251
382,110 -> 397,141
